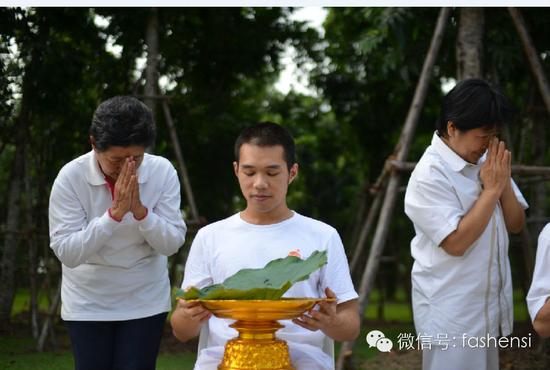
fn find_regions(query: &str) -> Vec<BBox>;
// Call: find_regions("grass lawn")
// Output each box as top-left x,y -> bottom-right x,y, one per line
0,333 -> 197,370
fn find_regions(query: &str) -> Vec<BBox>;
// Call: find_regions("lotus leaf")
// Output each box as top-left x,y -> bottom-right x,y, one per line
176,250 -> 327,300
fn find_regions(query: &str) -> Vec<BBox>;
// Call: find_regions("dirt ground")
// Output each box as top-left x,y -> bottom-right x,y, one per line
359,323 -> 550,370
361,347 -> 550,370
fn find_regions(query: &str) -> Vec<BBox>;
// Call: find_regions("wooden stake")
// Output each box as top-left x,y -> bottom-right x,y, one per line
162,100 -> 200,223
336,8 -> 452,369
37,280 -> 61,352
508,8 -> 550,116
349,187 -> 384,277
389,160 -> 550,176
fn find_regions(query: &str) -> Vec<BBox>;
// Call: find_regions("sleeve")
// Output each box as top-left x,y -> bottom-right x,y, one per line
527,226 -> 550,322
49,171 -> 120,268
511,178 -> 529,210
404,170 -> 464,247
136,164 -> 187,256
320,230 -> 358,304
181,230 -> 213,290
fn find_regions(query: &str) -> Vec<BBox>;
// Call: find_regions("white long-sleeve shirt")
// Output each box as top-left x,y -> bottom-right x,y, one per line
49,150 -> 187,321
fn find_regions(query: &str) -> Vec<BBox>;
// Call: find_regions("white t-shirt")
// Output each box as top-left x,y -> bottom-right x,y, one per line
404,133 -> 528,340
49,150 -> 187,321
182,212 -> 358,370
527,224 -> 550,322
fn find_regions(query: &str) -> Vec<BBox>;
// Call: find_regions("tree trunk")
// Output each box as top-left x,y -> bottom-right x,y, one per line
456,8 -> 484,80
0,104 -> 28,326
531,110 -> 547,236
24,150 -> 40,339
144,7 -> 159,117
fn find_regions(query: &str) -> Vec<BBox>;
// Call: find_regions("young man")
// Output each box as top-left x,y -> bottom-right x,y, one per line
404,79 -> 528,370
171,122 -> 359,370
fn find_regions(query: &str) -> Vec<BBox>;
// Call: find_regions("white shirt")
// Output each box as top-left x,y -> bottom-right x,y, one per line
49,150 -> 187,321
527,224 -> 550,322
182,212 -> 358,370
404,133 -> 528,339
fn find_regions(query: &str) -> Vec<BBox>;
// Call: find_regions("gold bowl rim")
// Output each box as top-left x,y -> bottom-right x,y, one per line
177,297 -> 336,321
179,297 -> 336,303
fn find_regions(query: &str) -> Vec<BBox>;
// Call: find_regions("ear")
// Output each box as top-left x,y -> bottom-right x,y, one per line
288,163 -> 299,184
90,136 -> 97,150
447,121 -> 456,138
233,161 -> 239,177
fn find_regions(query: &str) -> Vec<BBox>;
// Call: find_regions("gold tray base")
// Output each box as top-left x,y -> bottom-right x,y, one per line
218,320 -> 294,370
193,299 -> 332,370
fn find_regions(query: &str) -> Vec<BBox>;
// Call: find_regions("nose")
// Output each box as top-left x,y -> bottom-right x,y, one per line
253,174 -> 268,190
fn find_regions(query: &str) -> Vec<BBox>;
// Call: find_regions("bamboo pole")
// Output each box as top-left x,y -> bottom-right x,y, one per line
162,100 -> 200,223
388,160 -> 550,176
508,8 -> 550,116
349,187 -> 384,277
336,8 -> 452,369
37,280 -> 61,352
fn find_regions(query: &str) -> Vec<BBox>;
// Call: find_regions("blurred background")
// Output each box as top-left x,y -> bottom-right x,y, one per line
1,6 -> 550,369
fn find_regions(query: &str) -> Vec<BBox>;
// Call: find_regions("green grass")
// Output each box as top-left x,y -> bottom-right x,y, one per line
0,335 -> 196,370
10,289 -> 50,317
362,289 -> 530,324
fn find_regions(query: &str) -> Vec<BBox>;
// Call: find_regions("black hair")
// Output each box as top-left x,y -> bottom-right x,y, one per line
90,96 -> 156,151
234,122 -> 296,171
436,78 -> 515,137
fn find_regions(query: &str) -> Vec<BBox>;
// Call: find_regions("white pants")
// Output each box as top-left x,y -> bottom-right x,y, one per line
422,345 -> 499,370
194,345 -> 333,370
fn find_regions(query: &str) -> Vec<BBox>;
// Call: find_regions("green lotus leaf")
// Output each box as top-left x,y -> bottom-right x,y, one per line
176,250 -> 327,300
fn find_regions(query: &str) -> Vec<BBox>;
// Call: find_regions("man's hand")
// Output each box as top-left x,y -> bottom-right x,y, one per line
171,298 -> 212,343
292,288 -> 339,332
175,299 -> 212,324
110,158 -> 134,220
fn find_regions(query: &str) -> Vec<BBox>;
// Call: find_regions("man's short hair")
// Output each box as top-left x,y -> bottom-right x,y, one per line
234,122 -> 296,170
90,96 -> 156,151
436,78 -> 515,137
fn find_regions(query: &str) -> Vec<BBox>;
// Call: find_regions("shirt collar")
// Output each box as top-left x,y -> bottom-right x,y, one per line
431,132 -> 482,172
84,150 -> 150,185
85,150 -> 106,185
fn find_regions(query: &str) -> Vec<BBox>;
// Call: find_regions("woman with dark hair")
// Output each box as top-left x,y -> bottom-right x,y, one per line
49,96 -> 187,370
404,79 -> 528,370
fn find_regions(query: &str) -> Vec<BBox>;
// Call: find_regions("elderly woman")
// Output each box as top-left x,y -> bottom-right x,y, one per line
404,79 -> 528,370
49,96 -> 187,370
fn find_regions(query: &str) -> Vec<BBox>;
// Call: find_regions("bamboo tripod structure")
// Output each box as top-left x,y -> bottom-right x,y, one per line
337,7 -> 550,369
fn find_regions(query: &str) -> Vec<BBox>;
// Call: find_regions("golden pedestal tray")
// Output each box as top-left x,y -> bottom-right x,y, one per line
196,298 -> 332,370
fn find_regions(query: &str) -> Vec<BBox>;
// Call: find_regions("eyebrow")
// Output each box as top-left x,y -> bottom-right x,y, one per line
241,164 -> 282,169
